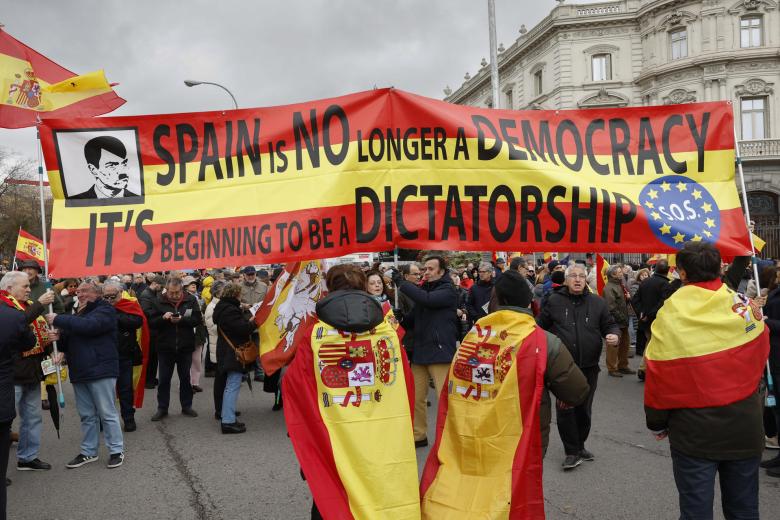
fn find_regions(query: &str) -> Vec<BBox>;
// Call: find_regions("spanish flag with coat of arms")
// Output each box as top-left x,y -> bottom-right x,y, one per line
420,309 -> 549,519
0,28 -> 124,128
644,279 -> 769,410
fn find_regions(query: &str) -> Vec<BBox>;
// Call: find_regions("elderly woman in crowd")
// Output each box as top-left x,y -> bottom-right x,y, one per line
212,282 -> 257,434
365,270 -> 394,304
205,280 -> 226,407
183,277 -> 207,393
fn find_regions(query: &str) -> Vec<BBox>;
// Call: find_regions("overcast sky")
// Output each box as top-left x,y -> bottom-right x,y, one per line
1,0 -> 602,163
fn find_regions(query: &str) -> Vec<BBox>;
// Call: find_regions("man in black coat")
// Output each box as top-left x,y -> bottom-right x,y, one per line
631,259 -> 670,360
0,297 -> 37,514
538,263 -> 620,471
394,255 -> 459,448
465,261 -> 494,324
140,275 -> 165,390
147,277 -> 203,421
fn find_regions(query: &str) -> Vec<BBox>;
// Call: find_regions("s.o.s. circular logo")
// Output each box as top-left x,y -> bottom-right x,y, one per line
638,175 -> 720,248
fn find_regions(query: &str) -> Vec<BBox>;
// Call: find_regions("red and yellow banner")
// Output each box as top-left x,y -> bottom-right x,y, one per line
420,310 -> 548,519
645,281 -> 769,410
39,89 -> 749,277
256,260 -> 326,376
15,228 -> 47,265
0,29 -> 124,128
283,314 -> 419,519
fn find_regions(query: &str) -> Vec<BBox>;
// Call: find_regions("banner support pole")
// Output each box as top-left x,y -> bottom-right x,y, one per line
393,246 -> 399,308
36,126 -> 65,409
487,0 -> 500,110
734,124 -> 774,404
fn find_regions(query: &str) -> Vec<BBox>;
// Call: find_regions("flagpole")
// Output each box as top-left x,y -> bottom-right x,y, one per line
734,124 -> 774,405
11,226 -> 20,270
393,246 -> 399,308
36,126 -> 65,409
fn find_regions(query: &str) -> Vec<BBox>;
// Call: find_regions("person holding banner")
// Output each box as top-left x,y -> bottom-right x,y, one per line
538,263 -> 620,470
644,241 -> 769,518
0,272 -> 56,472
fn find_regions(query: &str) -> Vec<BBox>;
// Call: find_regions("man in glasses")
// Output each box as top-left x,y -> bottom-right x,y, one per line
538,263 -> 620,471
102,281 -> 144,433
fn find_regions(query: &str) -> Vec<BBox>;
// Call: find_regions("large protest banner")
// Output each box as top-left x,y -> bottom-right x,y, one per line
39,88 -> 750,277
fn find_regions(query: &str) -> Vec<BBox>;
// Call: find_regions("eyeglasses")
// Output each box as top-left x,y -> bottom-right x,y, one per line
103,293 -> 119,300
566,274 -> 587,280
478,270 -> 491,274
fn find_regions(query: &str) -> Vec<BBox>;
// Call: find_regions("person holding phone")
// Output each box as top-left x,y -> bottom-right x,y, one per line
147,277 -> 203,421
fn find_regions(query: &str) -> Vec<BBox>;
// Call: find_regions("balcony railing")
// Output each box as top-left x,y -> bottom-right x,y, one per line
739,139 -> 780,158
576,3 -> 622,16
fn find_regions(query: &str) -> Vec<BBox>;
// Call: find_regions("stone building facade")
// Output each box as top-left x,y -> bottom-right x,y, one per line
446,0 -> 780,242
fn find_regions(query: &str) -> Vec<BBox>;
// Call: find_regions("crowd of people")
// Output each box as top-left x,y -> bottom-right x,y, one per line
0,245 -> 778,518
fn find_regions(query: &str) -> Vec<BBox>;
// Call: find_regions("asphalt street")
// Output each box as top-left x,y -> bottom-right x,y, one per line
8,353 -> 780,520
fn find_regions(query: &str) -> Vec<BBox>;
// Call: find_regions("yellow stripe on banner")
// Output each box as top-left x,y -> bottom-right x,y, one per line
646,284 -> 764,361
312,320 -> 420,520
422,310 -> 536,518
48,142 -> 739,229
0,54 -> 112,112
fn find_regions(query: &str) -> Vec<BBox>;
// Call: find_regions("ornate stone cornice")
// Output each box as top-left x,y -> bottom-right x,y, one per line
663,88 -> 697,104
735,77 -> 775,95
577,88 -> 629,107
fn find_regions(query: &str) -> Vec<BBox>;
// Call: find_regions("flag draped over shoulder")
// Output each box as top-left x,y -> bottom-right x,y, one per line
114,295 -> 150,408
645,281 -> 769,410
420,310 -> 548,520
15,229 -> 47,265
282,314 -> 419,519
255,261 -> 326,376
0,29 -> 124,128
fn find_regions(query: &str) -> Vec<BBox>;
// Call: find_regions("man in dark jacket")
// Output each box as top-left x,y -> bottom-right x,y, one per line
397,263 -> 421,358
0,296 -> 37,514
48,280 -> 125,469
148,277 -> 203,420
465,261 -> 494,324
394,255 -> 459,448
140,274 -> 165,389
537,263 -> 620,471
631,260 -> 670,360
602,265 -> 635,378
0,271 -> 55,472
644,241 -> 769,519
103,281 -> 143,432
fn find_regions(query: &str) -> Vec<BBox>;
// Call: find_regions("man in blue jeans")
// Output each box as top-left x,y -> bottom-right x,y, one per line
47,280 -> 125,469
644,242 -> 769,519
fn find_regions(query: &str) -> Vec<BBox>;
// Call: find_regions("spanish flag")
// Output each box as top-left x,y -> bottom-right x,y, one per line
543,252 -> 558,263
752,232 -> 766,253
114,294 -> 150,408
15,228 -> 46,265
283,313 -> 419,519
256,261 -> 327,376
645,280 -> 769,410
0,28 -> 124,128
596,254 -> 609,295
420,310 -> 548,519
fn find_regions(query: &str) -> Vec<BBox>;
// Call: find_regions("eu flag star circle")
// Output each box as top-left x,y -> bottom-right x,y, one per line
638,175 -> 721,249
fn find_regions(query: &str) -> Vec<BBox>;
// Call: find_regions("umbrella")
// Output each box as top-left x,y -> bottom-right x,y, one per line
45,384 -> 62,439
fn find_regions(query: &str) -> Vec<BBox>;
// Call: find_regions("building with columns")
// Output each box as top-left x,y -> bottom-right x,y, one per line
446,0 -> 780,249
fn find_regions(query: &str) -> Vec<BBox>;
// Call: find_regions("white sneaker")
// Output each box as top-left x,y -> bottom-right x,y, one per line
766,436 -> 780,450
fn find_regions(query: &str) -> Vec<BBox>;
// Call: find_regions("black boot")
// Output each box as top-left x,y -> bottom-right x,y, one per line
221,422 -> 246,434
760,454 -> 780,469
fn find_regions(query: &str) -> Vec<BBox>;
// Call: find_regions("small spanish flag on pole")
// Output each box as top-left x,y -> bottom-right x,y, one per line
0,27 -> 125,128
596,254 -> 609,295
15,228 -> 47,266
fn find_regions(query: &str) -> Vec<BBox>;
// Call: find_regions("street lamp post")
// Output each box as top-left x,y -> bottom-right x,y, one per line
183,79 -> 239,109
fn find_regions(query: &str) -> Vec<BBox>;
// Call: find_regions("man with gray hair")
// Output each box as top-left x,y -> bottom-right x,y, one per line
46,281 -> 125,469
602,264 -> 636,378
466,261 -> 494,324
538,263 -> 621,471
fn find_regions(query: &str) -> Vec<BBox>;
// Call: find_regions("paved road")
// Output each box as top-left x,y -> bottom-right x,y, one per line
8,354 -> 780,519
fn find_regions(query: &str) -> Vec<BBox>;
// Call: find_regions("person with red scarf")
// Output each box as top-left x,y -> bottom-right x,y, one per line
0,271 -> 56,472
101,281 -> 148,433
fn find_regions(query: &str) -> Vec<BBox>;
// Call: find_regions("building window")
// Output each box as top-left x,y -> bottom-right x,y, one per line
670,28 -> 688,60
505,89 -> 513,110
741,16 -> 762,48
533,70 -> 543,96
741,97 -> 767,140
592,54 -> 612,81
